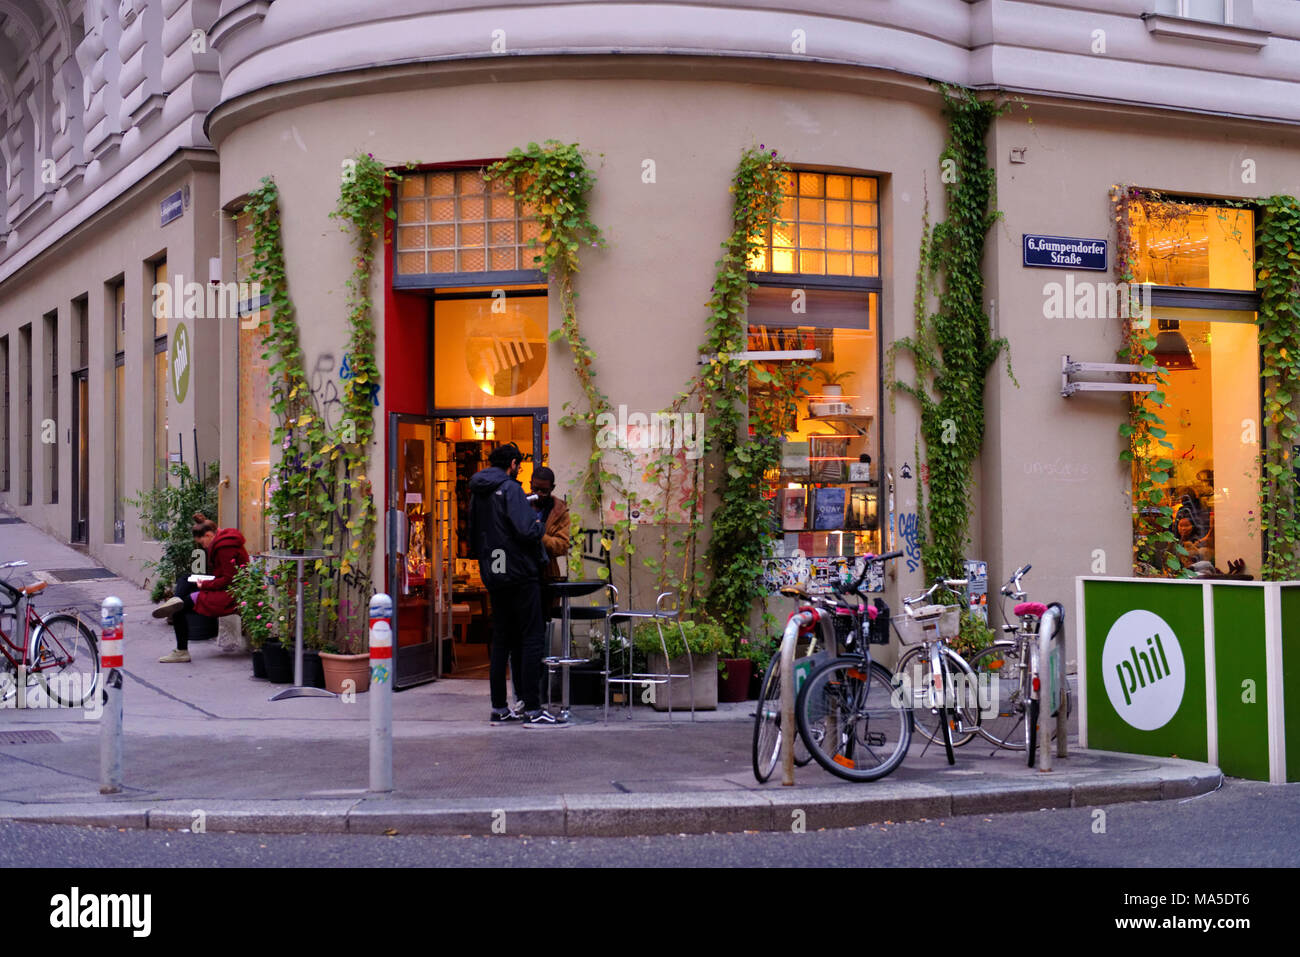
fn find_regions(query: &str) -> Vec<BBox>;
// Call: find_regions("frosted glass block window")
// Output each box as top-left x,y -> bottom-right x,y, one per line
396,169 -> 539,275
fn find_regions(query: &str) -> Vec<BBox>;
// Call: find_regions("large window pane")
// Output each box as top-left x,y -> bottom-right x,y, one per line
432,289 -> 549,409
747,290 -> 880,562
235,209 -> 272,555
114,361 -> 125,543
153,260 -> 168,490
1131,203 -> 1254,290
1135,308 -> 1260,576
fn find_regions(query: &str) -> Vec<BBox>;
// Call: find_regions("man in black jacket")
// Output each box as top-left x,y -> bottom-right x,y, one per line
467,443 -> 564,726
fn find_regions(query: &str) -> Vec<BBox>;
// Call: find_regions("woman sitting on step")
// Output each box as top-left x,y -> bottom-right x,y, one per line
152,513 -> 249,663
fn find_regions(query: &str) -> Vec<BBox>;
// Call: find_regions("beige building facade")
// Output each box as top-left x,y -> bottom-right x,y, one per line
4,1 -> 1300,677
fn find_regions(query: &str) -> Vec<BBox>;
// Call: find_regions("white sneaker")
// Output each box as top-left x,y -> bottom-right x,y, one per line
152,597 -> 185,620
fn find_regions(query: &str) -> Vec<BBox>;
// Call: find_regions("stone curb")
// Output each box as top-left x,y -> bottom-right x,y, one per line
0,764 -> 1224,836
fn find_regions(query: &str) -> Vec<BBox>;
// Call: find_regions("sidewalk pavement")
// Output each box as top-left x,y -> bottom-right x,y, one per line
0,514 -> 1222,837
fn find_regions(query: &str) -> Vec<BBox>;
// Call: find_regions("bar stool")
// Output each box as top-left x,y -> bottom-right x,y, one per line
544,579 -> 616,721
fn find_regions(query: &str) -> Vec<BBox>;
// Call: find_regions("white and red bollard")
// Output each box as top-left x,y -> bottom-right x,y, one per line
99,597 -> 124,794
368,593 -> 393,793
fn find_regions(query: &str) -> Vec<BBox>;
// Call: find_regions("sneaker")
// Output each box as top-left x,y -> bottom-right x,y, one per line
489,707 -> 523,724
158,649 -> 191,663
523,709 -> 569,727
152,597 -> 185,620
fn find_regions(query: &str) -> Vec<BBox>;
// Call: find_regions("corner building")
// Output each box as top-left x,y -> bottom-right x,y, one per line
3,1 -> 1299,683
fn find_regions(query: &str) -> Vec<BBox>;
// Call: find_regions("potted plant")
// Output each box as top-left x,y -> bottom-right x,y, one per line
231,560 -> 292,682
126,461 -> 221,640
813,366 -> 855,397
632,618 -> 727,711
732,635 -> 774,701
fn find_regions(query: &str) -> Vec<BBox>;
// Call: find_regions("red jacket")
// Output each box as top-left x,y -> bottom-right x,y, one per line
195,528 -> 249,618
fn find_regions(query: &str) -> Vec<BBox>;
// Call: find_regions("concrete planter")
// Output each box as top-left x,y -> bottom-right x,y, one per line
646,651 -> 717,711
1078,576 -> 1300,783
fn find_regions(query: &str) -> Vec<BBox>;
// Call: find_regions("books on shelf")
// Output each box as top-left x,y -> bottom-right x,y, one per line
780,487 -> 807,530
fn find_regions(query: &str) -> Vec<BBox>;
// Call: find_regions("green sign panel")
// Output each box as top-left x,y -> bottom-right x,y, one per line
170,322 -> 190,404
1084,580 -> 1207,762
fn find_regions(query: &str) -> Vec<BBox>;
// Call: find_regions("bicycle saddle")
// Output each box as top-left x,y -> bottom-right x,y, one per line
1015,601 -> 1047,617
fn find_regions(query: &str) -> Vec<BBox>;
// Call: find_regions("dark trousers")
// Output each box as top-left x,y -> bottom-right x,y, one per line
170,578 -> 212,651
488,580 -> 544,712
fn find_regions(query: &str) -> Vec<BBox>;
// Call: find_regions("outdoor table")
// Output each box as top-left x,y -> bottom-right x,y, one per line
254,550 -> 336,701
547,579 -> 611,721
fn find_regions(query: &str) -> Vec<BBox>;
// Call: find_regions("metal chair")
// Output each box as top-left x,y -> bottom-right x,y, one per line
605,590 -> 695,724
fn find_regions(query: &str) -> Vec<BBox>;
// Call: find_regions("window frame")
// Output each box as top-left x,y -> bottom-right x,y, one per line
746,167 -> 887,576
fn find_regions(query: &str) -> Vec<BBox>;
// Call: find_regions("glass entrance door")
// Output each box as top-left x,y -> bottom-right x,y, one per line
388,414 -> 442,688
71,371 -> 88,543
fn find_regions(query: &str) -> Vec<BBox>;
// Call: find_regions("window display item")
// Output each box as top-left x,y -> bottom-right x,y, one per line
780,488 -> 807,530
813,486 -> 848,530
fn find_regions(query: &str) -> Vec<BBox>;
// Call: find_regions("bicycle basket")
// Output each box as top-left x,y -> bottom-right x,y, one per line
893,604 -> 961,645
829,610 -> 862,652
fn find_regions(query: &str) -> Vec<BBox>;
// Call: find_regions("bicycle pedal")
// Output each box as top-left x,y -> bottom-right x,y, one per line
866,732 -> 886,746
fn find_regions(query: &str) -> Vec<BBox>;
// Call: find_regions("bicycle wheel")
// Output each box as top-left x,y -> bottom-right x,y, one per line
752,657 -> 783,782
796,657 -> 911,782
968,643 -> 1027,750
895,646 -> 980,748
31,613 -> 99,707
752,657 -> 811,782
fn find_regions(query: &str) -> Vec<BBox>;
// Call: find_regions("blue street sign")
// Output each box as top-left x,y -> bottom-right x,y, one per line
160,189 -> 184,226
1023,234 -> 1107,271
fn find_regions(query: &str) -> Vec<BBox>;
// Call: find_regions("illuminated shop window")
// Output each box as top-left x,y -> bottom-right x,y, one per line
748,172 -> 879,279
1126,200 -> 1260,576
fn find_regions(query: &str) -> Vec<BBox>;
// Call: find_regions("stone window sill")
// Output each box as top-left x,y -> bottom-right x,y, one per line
1141,13 -> 1269,50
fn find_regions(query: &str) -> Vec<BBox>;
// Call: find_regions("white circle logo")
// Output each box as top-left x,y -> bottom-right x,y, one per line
1101,609 -> 1185,731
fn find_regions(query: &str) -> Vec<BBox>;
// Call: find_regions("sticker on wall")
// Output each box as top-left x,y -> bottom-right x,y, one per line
171,322 -> 191,403
1101,609 -> 1185,731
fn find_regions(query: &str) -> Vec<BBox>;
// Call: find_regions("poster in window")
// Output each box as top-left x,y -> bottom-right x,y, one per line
813,486 -> 847,530
780,488 -> 807,530
810,435 -> 850,483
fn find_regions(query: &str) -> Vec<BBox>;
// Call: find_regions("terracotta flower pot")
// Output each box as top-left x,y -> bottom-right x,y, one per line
320,652 -> 370,695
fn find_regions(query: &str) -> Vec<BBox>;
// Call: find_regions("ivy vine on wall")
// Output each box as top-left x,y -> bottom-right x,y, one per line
483,141 -> 616,577
1254,194 -> 1300,578
244,161 -> 394,650
890,87 -> 1012,581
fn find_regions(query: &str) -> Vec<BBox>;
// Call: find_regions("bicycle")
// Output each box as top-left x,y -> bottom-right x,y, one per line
965,564 -> 1067,766
753,558 -> 886,782
787,551 -> 914,783
0,561 -> 100,708
892,576 -> 982,765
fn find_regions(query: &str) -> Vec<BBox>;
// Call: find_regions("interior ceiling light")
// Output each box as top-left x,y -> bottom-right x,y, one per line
1152,321 -> 1197,371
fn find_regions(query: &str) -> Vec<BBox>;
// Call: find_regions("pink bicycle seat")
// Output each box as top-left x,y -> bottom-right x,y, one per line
867,606 -> 879,621
1015,602 -> 1048,617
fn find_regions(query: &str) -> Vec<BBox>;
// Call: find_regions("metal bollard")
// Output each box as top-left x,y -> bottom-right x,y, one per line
368,593 -> 393,793
99,597 -> 124,794
779,610 -> 816,786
